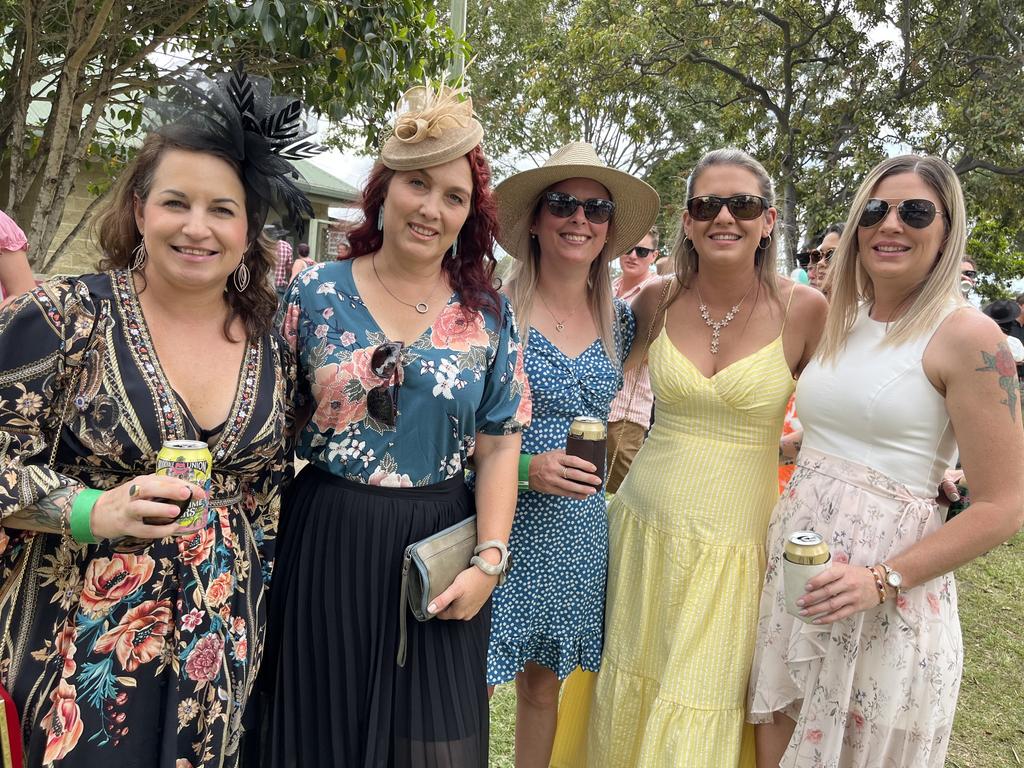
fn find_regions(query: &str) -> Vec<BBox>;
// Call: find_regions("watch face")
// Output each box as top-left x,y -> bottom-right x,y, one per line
887,571 -> 902,588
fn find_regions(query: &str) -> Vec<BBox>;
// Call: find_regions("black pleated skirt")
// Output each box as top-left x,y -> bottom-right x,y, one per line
259,465 -> 490,768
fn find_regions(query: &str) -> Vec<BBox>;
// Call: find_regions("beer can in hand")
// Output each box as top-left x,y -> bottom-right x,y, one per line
151,440 -> 212,533
565,416 -> 607,485
782,530 -> 831,623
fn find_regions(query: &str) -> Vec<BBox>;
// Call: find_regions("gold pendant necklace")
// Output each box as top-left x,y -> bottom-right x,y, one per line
537,290 -> 582,333
372,253 -> 442,314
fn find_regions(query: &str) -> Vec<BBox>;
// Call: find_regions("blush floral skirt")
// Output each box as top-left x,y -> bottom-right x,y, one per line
747,448 -> 962,768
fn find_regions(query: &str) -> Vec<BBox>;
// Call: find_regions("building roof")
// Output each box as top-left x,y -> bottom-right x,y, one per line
292,159 -> 360,204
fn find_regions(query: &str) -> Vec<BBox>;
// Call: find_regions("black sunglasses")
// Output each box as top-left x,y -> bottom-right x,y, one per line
961,269 -> 977,279
367,341 -> 403,427
858,198 -> 944,230
543,191 -> 616,224
686,194 -> 769,221
627,246 -> 655,259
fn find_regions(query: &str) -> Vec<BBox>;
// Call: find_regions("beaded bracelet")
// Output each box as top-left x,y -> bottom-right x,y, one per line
867,565 -> 886,604
70,489 -> 102,544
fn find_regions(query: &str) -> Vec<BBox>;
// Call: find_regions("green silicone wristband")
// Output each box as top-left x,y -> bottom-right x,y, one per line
70,489 -> 102,544
518,453 -> 533,484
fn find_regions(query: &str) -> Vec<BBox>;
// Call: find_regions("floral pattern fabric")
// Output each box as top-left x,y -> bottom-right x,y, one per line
0,271 -> 294,767
283,259 -> 529,484
747,448 -> 962,767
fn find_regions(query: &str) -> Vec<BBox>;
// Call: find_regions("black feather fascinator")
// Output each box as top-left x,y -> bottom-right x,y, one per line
148,61 -> 325,235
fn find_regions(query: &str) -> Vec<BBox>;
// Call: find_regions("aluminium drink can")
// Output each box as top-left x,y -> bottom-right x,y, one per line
782,531 -> 831,622
566,416 -> 607,483
155,439 -> 212,530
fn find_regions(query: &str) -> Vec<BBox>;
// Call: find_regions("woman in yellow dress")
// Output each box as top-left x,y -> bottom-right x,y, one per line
552,149 -> 826,767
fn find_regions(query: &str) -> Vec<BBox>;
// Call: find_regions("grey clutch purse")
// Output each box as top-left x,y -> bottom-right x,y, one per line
396,515 -> 477,666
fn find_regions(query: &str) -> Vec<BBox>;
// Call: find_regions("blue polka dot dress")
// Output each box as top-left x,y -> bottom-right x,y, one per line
487,300 -> 635,684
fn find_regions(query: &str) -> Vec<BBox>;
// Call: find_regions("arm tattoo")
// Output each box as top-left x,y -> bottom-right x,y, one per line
4,485 -> 77,534
976,340 -> 1020,422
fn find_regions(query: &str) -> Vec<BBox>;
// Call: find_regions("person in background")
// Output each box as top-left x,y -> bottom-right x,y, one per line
606,227 -> 661,493
0,209 -> 36,304
288,242 -> 315,282
0,64 -> 303,768
269,226 -> 294,300
337,232 -> 351,259
806,222 -> 844,294
261,84 -> 528,768
958,256 -> 977,298
749,154 -> 1024,768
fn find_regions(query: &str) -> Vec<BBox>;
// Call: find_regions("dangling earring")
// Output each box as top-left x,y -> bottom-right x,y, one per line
131,241 -> 148,271
449,235 -> 458,261
233,260 -> 250,292
377,206 -> 384,231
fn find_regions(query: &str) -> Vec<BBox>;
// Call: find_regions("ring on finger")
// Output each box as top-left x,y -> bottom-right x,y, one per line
128,483 -> 140,499
561,466 -> 568,480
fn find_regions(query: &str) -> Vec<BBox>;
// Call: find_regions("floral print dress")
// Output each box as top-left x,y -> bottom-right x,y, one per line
0,272 -> 293,768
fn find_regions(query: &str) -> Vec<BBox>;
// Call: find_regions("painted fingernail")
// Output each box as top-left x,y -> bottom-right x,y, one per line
796,598 -> 805,607
950,492 -> 960,502
427,603 -> 437,614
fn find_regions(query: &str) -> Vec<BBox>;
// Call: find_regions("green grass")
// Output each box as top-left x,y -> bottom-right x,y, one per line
487,532 -> 1024,767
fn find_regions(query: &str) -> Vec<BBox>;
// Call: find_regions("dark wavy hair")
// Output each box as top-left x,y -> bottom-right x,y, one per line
346,145 -> 502,323
95,129 -> 277,342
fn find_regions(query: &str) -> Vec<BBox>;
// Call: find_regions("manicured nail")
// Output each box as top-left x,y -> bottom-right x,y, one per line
799,609 -> 808,616
796,598 -> 805,607
427,603 -> 437,615
950,492 -> 960,502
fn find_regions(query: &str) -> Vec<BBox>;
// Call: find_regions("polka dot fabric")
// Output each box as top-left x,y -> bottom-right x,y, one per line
486,299 -> 635,685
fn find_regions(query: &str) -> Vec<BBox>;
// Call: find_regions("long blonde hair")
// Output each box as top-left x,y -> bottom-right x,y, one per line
670,148 -> 780,301
505,195 -> 618,360
817,154 -> 967,362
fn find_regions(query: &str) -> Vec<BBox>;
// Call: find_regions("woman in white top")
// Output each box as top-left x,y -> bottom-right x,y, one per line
747,154 -> 1024,767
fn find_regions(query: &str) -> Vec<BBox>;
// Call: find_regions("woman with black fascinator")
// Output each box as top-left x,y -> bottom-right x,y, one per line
0,64 -> 316,766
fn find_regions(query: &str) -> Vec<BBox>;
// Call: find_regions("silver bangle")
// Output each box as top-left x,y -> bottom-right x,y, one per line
471,539 -> 511,585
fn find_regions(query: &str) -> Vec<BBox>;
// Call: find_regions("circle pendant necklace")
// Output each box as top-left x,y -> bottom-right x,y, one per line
372,252 -> 442,314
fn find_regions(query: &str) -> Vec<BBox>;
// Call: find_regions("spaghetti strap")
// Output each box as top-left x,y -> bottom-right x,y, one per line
780,283 -> 797,334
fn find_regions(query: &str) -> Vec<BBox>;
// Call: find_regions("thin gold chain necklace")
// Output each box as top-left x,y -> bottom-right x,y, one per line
372,252 -> 443,315
537,290 -> 583,333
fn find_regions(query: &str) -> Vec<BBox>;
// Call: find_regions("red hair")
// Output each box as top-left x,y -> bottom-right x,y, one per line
346,145 -> 502,322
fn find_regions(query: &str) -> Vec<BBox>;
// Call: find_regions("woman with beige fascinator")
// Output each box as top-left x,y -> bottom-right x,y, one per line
258,84 -> 530,767
488,142 -> 658,767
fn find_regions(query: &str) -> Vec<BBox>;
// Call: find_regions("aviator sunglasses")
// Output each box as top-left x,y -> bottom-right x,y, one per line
367,341 -> 403,427
858,198 -> 944,230
543,191 -> 616,224
686,194 -> 769,221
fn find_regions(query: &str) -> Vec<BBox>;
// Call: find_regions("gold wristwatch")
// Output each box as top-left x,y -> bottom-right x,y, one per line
879,562 -> 903,599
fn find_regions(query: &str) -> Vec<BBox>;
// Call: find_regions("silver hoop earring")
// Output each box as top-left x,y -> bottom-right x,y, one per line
131,241 -> 148,271
233,260 -> 250,292
759,233 -> 773,250
377,206 -> 384,231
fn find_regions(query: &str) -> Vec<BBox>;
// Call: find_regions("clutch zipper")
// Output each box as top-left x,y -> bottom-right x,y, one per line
396,551 -> 412,667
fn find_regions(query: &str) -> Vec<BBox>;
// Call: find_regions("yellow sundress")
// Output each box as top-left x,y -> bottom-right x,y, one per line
552,298 -> 795,767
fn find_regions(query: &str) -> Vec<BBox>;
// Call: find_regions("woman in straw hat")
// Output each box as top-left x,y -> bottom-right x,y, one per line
552,148 -> 826,767
259,86 -> 530,767
490,141 -> 658,766
748,155 -> 1023,767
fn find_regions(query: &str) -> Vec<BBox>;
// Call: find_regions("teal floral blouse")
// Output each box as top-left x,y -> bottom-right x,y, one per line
283,259 -> 530,485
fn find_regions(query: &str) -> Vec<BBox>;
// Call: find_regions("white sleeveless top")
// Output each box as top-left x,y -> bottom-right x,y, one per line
797,304 -> 959,497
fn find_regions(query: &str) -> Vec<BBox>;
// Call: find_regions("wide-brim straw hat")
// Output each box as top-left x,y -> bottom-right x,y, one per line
380,85 -> 484,171
495,141 -> 660,260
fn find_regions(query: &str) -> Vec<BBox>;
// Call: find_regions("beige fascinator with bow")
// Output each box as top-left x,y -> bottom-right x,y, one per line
380,84 -> 484,171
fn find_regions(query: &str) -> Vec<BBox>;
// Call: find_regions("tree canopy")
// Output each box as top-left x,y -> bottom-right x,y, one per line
469,0 -> 1024,291
1,0 -> 453,269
